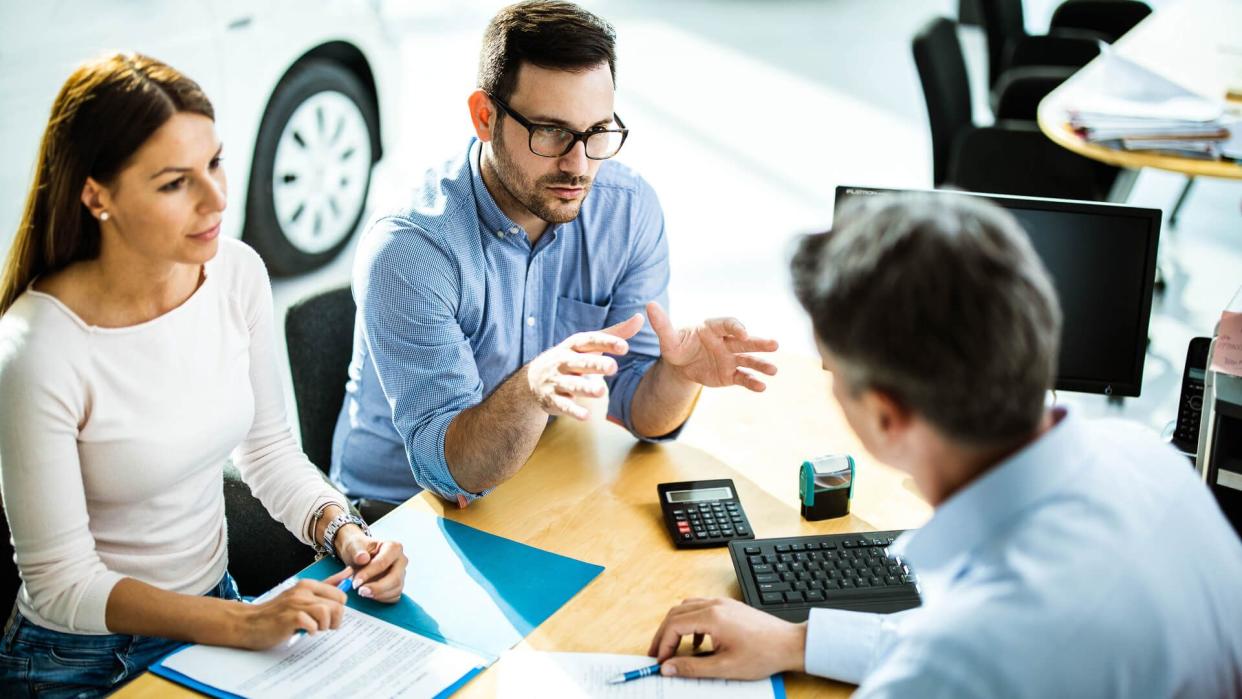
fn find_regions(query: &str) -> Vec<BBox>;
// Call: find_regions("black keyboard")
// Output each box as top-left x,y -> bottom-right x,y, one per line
729,530 -> 921,622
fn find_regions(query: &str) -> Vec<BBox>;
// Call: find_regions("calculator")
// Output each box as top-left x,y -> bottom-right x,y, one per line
658,479 -> 755,549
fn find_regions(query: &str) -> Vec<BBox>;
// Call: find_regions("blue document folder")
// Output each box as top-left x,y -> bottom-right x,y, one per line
151,508 -> 604,696
296,507 -> 605,659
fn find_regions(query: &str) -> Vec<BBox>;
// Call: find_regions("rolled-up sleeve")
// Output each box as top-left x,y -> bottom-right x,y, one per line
604,179 -> 684,442
356,219 -> 486,502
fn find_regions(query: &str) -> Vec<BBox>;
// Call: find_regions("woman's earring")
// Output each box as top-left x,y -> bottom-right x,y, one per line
99,211 -> 110,222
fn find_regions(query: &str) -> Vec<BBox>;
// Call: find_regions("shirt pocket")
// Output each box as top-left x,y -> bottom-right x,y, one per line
555,296 -> 611,344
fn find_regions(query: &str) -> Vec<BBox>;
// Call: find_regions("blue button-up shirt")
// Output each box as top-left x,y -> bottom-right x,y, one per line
331,139 -> 676,504
806,409 -> 1242,697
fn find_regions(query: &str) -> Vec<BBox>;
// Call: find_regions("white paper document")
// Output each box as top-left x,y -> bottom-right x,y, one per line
498,651 -> 781,699
160,607 -> 487,698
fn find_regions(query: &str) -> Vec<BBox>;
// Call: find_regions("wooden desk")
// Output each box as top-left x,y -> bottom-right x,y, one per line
1037,0 -> 1242,179
118,353 -> 931,698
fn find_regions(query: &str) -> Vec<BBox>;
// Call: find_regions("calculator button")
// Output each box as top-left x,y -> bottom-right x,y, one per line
694,532 -> 707,539
736,527 -> 749,536
679,533 -> 692,542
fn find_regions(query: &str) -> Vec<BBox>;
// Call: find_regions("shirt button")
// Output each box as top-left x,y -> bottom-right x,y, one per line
509,226 -> 519,234
526,316 -> 535,327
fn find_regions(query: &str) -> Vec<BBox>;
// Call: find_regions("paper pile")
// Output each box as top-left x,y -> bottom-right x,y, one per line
1067,50 -> 1240,160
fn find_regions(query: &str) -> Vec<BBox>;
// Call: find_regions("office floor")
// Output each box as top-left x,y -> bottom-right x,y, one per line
270,0 -> 1242,442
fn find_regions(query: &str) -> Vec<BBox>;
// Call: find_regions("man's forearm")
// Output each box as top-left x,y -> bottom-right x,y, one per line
631,359 -> 702,438
443,365 -> 549,493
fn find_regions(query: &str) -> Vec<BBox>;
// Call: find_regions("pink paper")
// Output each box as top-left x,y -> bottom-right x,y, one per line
1210,310 -> 1242,377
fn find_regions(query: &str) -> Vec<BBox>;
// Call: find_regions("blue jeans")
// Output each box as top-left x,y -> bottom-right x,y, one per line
0,572 -> 241,698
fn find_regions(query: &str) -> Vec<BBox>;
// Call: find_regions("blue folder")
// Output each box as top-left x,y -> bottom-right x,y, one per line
151,508 -> 604,696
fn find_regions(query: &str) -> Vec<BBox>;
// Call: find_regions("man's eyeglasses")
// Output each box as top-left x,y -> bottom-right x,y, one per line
488,93 -> 628,160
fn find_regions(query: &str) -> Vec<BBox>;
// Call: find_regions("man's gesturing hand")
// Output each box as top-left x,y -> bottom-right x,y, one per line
647,302 -> 778,392
527,313 -> 644,420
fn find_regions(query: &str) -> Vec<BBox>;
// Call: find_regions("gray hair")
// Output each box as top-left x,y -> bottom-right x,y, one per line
790,192 -> 1062,445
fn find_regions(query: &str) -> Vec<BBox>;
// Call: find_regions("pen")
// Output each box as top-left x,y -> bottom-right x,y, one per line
286,577 -> 354,646
606,663 -> 662,684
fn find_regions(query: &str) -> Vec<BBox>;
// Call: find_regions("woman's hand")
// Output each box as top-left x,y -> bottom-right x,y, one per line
235,579 -> 347,649
327,525 -> 408,602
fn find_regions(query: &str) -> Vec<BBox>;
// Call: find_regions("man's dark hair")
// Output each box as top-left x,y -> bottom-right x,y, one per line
478,0 -> 617,104
791,193 -> 1063,446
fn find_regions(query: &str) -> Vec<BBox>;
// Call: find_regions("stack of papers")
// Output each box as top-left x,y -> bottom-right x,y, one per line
498,652 -> 786,699
1066,50 -> 1240,160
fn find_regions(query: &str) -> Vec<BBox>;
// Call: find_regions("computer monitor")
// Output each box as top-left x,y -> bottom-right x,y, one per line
833,186 -> 1161,398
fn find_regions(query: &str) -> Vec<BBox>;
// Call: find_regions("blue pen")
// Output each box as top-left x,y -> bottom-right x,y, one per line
287,577 -> 353,646
607,663 -> 662,684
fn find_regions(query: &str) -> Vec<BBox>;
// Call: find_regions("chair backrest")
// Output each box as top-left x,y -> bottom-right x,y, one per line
912,17 -> 974,187
1049,0 -> 1151,43
977,0 -> 1027,87
285,285 -> 356,475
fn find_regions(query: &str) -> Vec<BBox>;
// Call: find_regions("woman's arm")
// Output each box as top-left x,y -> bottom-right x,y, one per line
106,576 -> 347,649
231,244 -> 407,600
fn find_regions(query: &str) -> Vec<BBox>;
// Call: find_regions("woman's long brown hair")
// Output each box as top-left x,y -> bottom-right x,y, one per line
0,53 -> 214,314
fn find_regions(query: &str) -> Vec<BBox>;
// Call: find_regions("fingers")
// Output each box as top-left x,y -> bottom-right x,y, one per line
735,353 -> 778,377
550,374 -> 607,399
662,652 -> 728,680
602,312 -> 645,340
704,316 -> 748,340
733,368 -> 768,393
539,392 -> 590,420
324,567 -> 354,587
646,302 -> 676,344
351,541 -> 408,603
647,598 -> 718,660
720,335 -> 775,352
566,331 -> 630,355
558,354 -> 618,376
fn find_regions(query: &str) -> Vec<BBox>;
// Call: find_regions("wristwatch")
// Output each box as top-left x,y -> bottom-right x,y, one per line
318,512 -> 371,561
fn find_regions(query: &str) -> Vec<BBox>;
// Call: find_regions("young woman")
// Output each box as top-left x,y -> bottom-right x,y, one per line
0,54 -> 407,696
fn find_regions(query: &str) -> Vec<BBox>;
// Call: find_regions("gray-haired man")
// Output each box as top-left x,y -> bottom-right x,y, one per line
647,193 -> 1242,697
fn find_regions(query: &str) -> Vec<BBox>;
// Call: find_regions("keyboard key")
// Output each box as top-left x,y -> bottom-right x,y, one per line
795,581 -> 809,592
761,593 -> 784,605
805,542 -> 821,551
805,590 -> 825,603
790,543 -> 806,552
778,553 -> 794,563
784,591 -> 805,603
752,564 -> 773,574
884,575 -> 898,585
759,582 -> 791,593
775,545 -> 791,553
870,576 -> 882,586
780,572 -> 796,583
748,555 -> 764,565
755,574 -> 780,584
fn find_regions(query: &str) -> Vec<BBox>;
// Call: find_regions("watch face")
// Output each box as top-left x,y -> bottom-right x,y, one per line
809,455 -> 852,490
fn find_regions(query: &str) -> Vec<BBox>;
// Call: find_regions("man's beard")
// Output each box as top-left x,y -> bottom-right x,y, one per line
491,126 -> 593,224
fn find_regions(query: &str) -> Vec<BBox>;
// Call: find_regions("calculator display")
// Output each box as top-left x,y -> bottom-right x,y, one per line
666,487 -> 733,503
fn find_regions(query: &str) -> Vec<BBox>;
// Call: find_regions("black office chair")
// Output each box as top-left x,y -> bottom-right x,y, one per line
284,286 -> 396,523
223,463 -> 318,597
284,285 -> 356,477
913,16 -> 1117,200
978,0 -> 1107,94
1049,0 -> 1152,43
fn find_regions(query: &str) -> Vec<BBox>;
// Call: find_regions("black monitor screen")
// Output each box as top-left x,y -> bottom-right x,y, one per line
834,187 -> 1160,397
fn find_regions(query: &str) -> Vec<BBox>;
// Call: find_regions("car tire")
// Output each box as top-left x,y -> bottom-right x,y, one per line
244,58 -> 377,276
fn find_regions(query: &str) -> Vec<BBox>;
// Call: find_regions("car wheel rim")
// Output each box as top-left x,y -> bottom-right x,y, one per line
272,91 -> 372,254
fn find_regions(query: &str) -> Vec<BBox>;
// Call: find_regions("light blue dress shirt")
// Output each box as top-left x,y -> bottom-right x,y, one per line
331,139 -> 677,504
805,409 -> 1242,697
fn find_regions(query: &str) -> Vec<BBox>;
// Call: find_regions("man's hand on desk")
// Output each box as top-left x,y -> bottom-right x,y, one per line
646,302 -> 779,392
526,314 -> 641,420
648,597 -> 807,680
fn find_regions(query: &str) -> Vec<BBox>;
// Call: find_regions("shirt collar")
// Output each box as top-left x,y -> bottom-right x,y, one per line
890,407 -> 1087,583
467,138 -> 559,248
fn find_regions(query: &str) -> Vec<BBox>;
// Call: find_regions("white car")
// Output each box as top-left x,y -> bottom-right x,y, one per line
0,0 -> 399,275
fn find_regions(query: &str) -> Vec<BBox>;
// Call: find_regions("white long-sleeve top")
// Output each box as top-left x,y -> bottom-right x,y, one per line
0,237 -> 348,634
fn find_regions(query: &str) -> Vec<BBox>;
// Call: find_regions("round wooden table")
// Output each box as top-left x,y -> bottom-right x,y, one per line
1036,0 -> 1242,180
